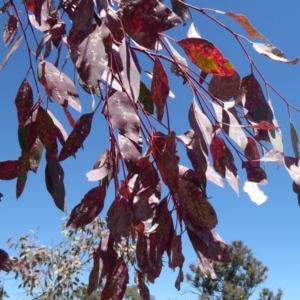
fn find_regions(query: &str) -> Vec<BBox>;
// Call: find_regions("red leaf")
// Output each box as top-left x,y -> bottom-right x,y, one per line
63,107 -> 76,128
169,235 -> 185,269
16,153 -> 30,198
0,160 -> 18,180
101,257 -> 129,300
3,15 -> 18,47
151,57 -> 169,122
47,110 -> 68,146
245,121 -> 279,131
36,106 -> 58,159
107,197 -> 133,243
107,91 -> 140,143
226,12 -> 266,40
67,185 -> 106,228
178,178 -> 218,229
58,112 -> 94,162
69,23 -> 110,94
151,131 -> 179,196
208,74 -> 240,101
135,270 -> 150,300
243,164 -> 267,183
45,157 -> 66,212
240,74 -> 273,124
244,137 -> 260,168
178,38 -> 238,76
0,249 -> 12,272
186,221 -> 230,263
15,78 -> 33,127
37,61 -> 81,112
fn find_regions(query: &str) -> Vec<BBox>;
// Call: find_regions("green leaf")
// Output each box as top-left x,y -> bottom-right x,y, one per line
138,81 -> 154,114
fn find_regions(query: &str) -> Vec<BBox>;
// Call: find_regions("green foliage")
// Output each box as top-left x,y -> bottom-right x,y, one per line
186,241 -> 282,300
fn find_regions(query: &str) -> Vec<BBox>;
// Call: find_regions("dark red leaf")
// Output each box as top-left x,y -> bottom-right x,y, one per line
36,106 -> 58,159
178,38 -> 238,76
151,57 -> 169,122
106,9 -> 124,44
106,90 -> 140,143
243,164 -> 267,183
147,232 -> 163,283
178,178 -> 218,229
186,221 -> 230,263
67,185 -> 106,228
0,160 -> 18,180
244,137 -> 260,168
0,249 -> 12,272
3,15 -> 18,47
47,110 -> 68,146
240,74 -> 273,124
107,197 -> 132,243
292,182 -> 300,206
101,257 -> 129,300
175,267 -> 184,291
69,23 -> 110,95
208,74 -> 240,101
34,0 -> 46,26
169,235 -> 185,269
16,153 -> 30,198
151,131 -> 179,196
58,112 -> 94,162
45,157 -> 66,212
135,270 -> 150,300
37,61 -> 81,112
0,2 -> 11,14
15,78 -> 33,127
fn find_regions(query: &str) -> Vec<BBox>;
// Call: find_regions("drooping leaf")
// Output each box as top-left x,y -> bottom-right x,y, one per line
0,249 -> 12,272
0,2 -> 11,14
0,160 -> 18,180
3,14 -> 18,47
240,74 -> 273,126
0,34 -> 23,71
290,122 -> 299,158
63,107 -> 76,128
67,185 -> 106,228
106,9 -> 124,43
69,23 -> 110,95
118,133 -> 142,170
101,257 -> 129,300
196,250 -> 216,279
244,137 -> 260,168
208,74 -> 240,101
243,164 -> 267,184
37,60 -> 81,112
45,157 -> 66,212
107,197 -> 133,243
210,134 -> 237,178
226,12 -> 266,40
58,112 -> 94,162
169,235 -> 185,269
187,22 -> 201,38
34,0 -> 46,26
151,57 -> 170,122
151,131 -> 179,196
189,99 -> 213,145
86,149 -> 114,182
206,161 -> 224,187
178,178 -> 218,229
138,81 -> 154,114
36,106 -> 58,159
186,221 -> 230,262
47,110 -> 68,146
28,138 -> 43,173
252,43 -> 299,64
178,38 -> 238,76
284,156 -> 300,186
292,182 -> 300,206
175,267 -> 184,291
135,270 -> 151,300
243,181 -> 267,205
117,38 -> 141,102
16,153 -> 29,198
171,0 -> 188,25
107,91 -> 140,143
15,78 -> 33,127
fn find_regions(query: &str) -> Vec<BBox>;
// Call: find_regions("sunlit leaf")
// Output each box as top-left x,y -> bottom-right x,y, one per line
38,61 -> 81,112
252,43 -> 299,65
187,22 -> 201,38
59,112 -> 94,162
226,12 -> 266,39
151,57 -> 170,122
243,181 -> 267,205
67,185 -> 106,228
178,38 -> 238,76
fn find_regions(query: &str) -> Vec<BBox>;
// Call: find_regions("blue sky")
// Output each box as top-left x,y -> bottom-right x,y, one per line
1,0 -> 300,299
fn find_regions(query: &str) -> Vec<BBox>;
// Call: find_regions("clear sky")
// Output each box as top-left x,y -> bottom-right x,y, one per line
1,1 -> 300,299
